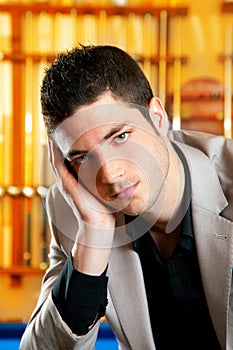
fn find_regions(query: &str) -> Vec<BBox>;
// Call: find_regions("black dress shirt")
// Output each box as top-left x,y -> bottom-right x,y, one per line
52,258 -> 108,335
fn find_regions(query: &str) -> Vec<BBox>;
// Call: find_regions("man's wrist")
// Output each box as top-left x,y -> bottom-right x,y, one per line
71,242 -> 111,275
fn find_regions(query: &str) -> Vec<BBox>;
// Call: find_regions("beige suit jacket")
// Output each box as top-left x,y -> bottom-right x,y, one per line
20,130 -> 233,350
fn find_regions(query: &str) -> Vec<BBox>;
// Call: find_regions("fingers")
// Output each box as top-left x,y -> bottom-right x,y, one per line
48,138 -> 64,178
48,138 -> 74,186
47,139 -> 115,226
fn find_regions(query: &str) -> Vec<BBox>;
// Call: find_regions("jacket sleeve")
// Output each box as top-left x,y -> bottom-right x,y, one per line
20,185 -> 105,350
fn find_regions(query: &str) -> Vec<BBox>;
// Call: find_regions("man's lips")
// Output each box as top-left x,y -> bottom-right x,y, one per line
111,182 -> 139,200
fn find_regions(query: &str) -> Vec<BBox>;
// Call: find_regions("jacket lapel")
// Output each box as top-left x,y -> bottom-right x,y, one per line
108,241 -> 155,350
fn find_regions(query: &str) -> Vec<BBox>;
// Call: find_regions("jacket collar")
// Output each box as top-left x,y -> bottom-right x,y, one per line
172,140 -> 228,215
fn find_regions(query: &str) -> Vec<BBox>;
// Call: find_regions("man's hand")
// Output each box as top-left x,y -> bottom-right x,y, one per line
48,138 -> 115,275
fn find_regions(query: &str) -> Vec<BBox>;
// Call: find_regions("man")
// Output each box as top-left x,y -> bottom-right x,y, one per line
20,45 -> 233,349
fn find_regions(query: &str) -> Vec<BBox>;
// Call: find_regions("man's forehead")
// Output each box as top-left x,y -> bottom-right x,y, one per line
52,103 -> 154,155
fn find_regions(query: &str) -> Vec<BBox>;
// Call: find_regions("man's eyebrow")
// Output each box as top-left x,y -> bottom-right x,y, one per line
103,123 -> 127,141
66,149 -> 87,159
66,124 -> 128,159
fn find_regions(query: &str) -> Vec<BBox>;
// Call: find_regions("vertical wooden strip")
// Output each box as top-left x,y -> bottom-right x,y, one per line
98,10 -> 107,44
127,12 -> 135,55
0,60 -> 3,266
172,16 -> 181,130
71,8 -> 77,46
24,197 -> 31,267
53,12 -> 61,52
0,197 -> 3,267
0,60 -> 3,186
134,15 -> 143,57
25,58 -> 33,187
2,62 -> 13,267
3,197 -> 12,267
158,10 -> 167,105
11,12 -> 24,266
143,13 -> 152,84
224,23 -> 232,139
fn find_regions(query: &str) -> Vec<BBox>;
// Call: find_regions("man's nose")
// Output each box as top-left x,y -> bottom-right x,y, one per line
98,160 -> 125,184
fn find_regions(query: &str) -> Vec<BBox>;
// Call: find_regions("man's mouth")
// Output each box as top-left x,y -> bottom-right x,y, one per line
111,182 -> 139,200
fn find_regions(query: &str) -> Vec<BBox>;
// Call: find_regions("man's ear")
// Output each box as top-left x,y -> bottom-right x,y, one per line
148,97 -> 169,136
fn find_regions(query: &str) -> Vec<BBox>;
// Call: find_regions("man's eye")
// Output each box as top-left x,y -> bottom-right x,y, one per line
114,132 -> 129,144
71,154 -> 88,165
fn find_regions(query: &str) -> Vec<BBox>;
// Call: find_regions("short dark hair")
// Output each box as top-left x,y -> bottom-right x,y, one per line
41,44 -> 153,134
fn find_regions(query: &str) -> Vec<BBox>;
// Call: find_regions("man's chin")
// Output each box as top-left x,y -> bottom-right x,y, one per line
98,196 -> 132,213
98,194 -> 147,216
119,203 -> 145,217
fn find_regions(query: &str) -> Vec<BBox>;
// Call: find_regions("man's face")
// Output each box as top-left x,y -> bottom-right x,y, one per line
52,95 -> 170,217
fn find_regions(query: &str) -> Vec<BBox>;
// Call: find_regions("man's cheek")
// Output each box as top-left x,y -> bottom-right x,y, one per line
79,171 -> 99,195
